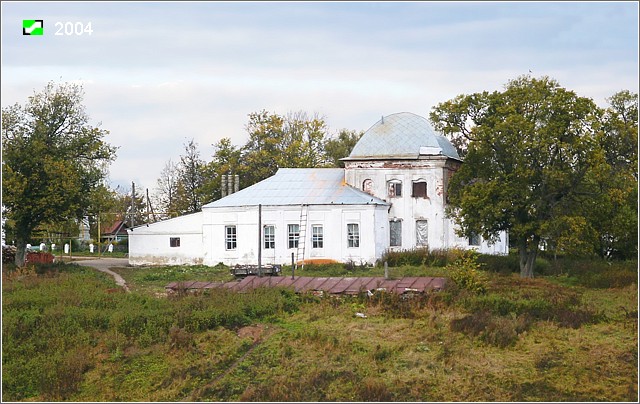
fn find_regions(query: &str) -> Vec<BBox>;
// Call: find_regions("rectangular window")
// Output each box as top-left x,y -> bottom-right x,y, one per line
288,224 -> 300,249
388,181 -> 402,197
264,225 -> 275,249
312,225 -> 323,249
416,220 -> 428,246
412,181 -> 427,198
469,232 -> 481,246
225,225 -> 237,250
170,237 -> 180,247
347,223 -> 360,248
390,221 -> 402,247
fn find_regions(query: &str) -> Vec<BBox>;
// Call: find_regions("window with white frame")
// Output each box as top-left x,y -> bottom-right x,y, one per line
264,225 -> 275,249
225,225 -> 237,250
288,224 -> 300,249
388,180 -> 402,198
312,225 -> 323,248
347,223 -> 360,248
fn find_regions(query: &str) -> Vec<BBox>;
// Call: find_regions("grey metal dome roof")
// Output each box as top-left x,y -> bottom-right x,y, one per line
345,112 -> 460,160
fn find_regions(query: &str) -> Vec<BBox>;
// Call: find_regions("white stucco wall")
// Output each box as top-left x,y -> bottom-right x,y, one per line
345,158 -> 508,255
128,212 -> 204,266
202,204 -> 389,267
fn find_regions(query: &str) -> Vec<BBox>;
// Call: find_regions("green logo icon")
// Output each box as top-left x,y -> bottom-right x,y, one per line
23,20 -> 44,35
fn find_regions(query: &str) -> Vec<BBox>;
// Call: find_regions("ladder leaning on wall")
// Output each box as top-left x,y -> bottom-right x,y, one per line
295,204 -> 308,271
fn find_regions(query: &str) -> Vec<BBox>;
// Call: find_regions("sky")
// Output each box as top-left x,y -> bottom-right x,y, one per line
2,1 -> 638,195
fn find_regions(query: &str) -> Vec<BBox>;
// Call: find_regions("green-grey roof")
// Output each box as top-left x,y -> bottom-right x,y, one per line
203,168 -> 389,208
344,112 -> 460,160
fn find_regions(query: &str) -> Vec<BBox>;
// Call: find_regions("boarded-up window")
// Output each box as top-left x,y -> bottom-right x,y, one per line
412,181 -> 427,198
288,224 -> 300,249
225,226 -> 237,250
416,220 -> 428,246
390,220 -> 402,247
170,237 -> 180,247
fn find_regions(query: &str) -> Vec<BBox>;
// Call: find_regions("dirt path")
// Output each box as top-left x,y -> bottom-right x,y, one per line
73,257 -> 131,292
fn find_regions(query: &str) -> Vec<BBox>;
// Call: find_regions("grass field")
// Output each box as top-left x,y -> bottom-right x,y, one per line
2,256 -> 637,401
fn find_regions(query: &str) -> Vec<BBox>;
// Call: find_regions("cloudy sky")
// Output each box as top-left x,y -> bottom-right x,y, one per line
2,1 -> 638,193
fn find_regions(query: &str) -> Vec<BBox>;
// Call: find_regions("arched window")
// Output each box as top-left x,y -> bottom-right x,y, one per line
387,180 -> 402,198
362,179 -> 373,195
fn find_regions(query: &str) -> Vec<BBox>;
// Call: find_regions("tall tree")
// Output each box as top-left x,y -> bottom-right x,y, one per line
325,129 -> 364,167
239,110 -> 331,186
2,82 -> 116,265
431,75 -> 604,277
201,137 -> 242,202
587,90 -> 638,259
175,139 -> 205,214
154,159 -> 180,218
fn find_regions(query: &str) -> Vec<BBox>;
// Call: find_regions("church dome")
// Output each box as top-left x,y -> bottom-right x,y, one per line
345,112 -> 460,161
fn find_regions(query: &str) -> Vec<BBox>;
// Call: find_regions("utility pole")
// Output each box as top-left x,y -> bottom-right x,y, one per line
146,189 -> 157,223
97,213 -> 101,257
258,204 -> 262,277
131,181 -> 136,228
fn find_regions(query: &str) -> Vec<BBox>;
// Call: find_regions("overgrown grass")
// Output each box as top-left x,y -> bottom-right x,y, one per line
2,256 -> 637,402
110,263 -> 235,294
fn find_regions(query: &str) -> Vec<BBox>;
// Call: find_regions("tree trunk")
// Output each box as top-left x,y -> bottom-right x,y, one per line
14,225 -> 32,267
518,236 -> 540,278
14,239 -> 27,267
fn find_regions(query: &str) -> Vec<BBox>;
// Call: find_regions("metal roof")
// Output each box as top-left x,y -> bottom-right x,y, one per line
203,168 -> 389,208
166,276 -> 447,295
344,112 -> 460,161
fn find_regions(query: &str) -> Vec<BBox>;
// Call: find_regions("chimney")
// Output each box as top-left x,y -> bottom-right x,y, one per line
221,174 -> 227,197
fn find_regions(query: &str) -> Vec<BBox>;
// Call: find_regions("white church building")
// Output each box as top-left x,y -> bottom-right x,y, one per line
127,112 -> 508,266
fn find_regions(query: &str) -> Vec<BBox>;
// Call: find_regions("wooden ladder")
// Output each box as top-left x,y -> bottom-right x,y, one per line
295,204 -> 308,271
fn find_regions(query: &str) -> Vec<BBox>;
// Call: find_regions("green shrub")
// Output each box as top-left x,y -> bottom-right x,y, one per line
379,247 -> 463,268
447,251 -> 488,295
476,254 -> 519,274
534,257 -> 551,275
579,267 -> 637,289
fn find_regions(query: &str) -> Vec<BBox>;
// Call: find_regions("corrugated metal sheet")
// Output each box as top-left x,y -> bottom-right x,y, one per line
344,112 -> 460,161
166,276 -> 447,295
203,168 -> 389,208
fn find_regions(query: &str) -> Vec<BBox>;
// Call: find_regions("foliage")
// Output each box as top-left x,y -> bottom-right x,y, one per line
430,75 -> 637,277
163,110 -> 363,207
585,90 -> 638,259
379,247 -> 464,268
175,139 -> 206,215
2,81 -> 117,265
324,129 -> 364,167
154,159 -> 181,218
446,250 -> 488,294
2,260 -> 637,402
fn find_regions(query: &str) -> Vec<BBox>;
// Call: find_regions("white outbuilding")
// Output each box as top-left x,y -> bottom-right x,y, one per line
128,112 -> 508,266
